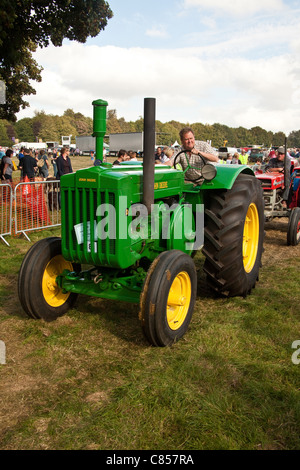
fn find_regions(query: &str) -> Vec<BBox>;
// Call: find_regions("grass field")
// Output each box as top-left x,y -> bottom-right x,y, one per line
1,156 -> 300,450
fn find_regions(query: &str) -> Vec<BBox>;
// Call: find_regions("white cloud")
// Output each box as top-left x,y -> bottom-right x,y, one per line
182,0 -> 285,17
16,40 -> 300,134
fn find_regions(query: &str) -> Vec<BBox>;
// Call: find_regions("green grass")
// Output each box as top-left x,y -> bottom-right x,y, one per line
1,172 -> 300,450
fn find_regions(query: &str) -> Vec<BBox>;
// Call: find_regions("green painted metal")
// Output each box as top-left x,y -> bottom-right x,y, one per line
92,99 -> 108,160
60,163 -> 187,269
57,267 -> 145,304
200,164 -> 254,190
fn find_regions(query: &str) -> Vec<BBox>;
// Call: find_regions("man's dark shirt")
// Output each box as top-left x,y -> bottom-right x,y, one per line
266,157 -> 291,173
19,154 -> 37,179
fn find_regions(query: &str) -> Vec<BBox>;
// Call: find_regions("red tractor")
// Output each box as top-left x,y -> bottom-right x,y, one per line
255,162 -> 300,245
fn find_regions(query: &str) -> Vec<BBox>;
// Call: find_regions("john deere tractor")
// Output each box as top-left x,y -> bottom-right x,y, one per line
18,98 -> 265,347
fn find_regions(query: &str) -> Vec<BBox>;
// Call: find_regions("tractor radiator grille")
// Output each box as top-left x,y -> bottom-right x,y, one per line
258,179 -> 272,188
62,187 -> 116,262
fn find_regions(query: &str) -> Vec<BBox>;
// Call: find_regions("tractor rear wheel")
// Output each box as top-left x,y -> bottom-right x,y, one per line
18,237 -> 79,321
139,250 -> 197,346
203,173 -> 264,297
287,207 -> 300,246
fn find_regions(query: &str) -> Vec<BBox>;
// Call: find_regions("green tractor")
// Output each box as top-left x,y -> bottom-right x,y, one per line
18,98 -> 265,347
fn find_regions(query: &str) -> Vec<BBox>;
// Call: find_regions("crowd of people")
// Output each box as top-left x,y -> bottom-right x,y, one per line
1,137 -> 300,186
0,146 -> 74,183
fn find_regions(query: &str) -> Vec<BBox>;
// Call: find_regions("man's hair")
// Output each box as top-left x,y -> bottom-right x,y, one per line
117,149 -> 127,158
61,147 -> 68,156
5,149 -> 13,158
179,127 -> 195,141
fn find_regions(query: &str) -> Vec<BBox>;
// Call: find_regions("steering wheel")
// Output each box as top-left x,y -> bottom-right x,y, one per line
173,150 -> 207,182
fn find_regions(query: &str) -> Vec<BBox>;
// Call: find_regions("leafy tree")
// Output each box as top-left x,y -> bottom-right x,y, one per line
106,109 -> 122,134
0,120 -> 10,146
63,109 -> 93,136
272,131 -> 286,147
288,130 -> 300,148
0,0 -> 113,121
55,116 -> 77,144
15,118 -> 35,142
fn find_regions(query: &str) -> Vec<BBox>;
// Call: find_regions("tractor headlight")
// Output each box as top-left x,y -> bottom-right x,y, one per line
202,164 -> 217,181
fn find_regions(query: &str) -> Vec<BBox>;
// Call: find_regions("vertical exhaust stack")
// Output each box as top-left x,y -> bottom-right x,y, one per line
143,98 -> 156,214
92,99 -> 108,161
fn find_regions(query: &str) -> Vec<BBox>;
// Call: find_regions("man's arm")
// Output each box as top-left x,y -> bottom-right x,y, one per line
194,142 -> 219,163
191,148 -> 219,162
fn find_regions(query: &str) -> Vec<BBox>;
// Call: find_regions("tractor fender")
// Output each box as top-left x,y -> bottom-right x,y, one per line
200,164 -> 254,190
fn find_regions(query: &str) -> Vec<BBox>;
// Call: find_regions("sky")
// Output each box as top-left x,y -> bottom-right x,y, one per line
16,0 -> 300,134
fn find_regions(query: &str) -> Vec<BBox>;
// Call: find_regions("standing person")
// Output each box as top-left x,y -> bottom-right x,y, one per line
166,127 -> 218,183
160,147 -> 174,164
18,146 -> 25,178
51,149 -> 58,178
37,149 -> 49,179
232,153 -> 241,164
239,149 -> 248,165
155,146 -> 164,161
0,149 -> 14,182
113,149 -> 128,165
56,147 -> 73,179
18,148 -> 38,181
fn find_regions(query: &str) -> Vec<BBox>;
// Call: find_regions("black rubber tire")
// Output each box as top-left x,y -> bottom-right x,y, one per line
18,237 -> 79,321
139,250 -> 197,347
203,173 -> 265,297
18,238 -> 52,319
287,207 -> 300,246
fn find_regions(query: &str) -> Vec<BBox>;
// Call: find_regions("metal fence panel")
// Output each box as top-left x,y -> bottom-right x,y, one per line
14,180 -> 61,240
0,183 -> 12,246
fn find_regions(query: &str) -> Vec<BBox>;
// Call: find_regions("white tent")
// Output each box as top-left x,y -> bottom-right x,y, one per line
172,141 -> 181,148
13,142 -> 47,151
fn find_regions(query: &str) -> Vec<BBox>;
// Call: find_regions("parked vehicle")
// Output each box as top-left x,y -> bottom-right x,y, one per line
218,147 -> 238,160
255,157 -> 300,245
109,132 -> 144,157
248,148 -> 264,163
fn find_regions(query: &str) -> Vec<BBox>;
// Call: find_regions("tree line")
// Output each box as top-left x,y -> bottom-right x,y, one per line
1,108 -> 300,150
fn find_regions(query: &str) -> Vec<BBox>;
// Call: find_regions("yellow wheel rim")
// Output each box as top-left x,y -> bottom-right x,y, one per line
167,272 -> 191,331
243,203 -> 259,273
42,255 -> 73,307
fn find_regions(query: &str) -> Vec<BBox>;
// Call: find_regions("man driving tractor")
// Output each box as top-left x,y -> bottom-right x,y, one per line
166,127 -> 219,183
265,146 -> 291,208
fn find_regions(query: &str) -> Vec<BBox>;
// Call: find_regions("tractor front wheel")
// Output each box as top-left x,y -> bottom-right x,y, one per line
287,207 -> 300,246
139,250 -> 197,347
18,237 -> 79,321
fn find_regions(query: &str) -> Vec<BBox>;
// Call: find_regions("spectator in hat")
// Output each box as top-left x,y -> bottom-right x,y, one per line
265,147 -> 290,173
265,146 -> 291,208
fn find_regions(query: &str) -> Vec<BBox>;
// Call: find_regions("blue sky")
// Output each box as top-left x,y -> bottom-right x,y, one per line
17,0 -> 300,134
